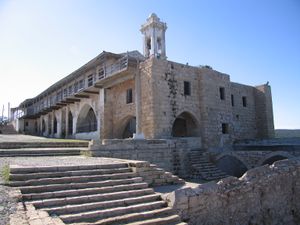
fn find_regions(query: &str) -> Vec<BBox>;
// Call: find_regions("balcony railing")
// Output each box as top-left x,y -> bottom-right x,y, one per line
22,54 -> 129,117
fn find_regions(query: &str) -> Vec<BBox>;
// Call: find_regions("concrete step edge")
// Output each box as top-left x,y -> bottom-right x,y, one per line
31,188 -> 155,208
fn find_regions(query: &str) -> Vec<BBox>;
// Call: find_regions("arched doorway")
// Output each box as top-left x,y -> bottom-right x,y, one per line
42,119 -> 46,133
122,117 -> 136,138
68,111 -> 73,135
53,116 -> 57,134
76,106 -> 97,133
216,155 -> 248,177
172,112 -> 199,137
48,115 -> 52,135
262,155 -> 287,165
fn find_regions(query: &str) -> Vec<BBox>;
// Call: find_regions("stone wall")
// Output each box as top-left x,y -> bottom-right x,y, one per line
231,82 -> 257,140
255,84 -> 275,138
165,158 -> 300,225
89,137 -> 202,177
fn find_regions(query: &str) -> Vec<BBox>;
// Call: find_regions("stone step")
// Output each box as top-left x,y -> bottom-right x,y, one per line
0,152 -> 81,157
44,193 -> 162,216
10,172 -> 136,187
10,163 -> 128,174
20,177 -> 143,194
60,201 -> 167,223
0,141 -> 89,149
31,188 -> 155,208
76,207 -> 174,225
125,214 -> 181,225
11,167 -> 132,181
22,182 -> 149,200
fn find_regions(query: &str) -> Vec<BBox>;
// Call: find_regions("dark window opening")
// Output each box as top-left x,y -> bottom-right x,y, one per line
126,89 -> 133,104
242,96 -> 247,107
231,94 -> 234,106
98,68 -> 104,80
87,74 -> 93,87
220,87 -> 225,100
147,38 -> 151,50
25,122 -> 29,127
236,114 -> 240,120
222,123 -> 229,134
184,81 -> 191,96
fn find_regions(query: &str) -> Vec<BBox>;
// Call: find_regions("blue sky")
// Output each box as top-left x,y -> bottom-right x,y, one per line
0,0 -> 299,128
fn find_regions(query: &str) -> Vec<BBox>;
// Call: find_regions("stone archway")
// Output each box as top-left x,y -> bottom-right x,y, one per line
216,155 -> 248,177
68,111 -> 73,135
258,152 -> 293,166
48,115 -> 52,135
76,105 -> 97,133
53,116 -> 58,134
122,117 -> 136,139
172,112 -> 199,137
42,119 -> 46,133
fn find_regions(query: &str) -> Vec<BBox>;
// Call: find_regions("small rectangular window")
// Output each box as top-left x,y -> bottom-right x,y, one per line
231,94 -> 234,106
126,88 -> 133,104
222,123 -> 229,134
98,68 -> 105,80
184,81 -> 191,96
87,74 -> 94,87
242,96 -> 247,107
220,87 -> 225,100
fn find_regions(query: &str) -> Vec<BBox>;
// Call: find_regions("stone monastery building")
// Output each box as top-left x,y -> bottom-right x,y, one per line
16,14 -> 274,148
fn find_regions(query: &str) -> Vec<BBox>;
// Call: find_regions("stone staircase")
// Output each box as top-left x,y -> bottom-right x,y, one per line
0,123 -> 18,134
189,149 -> 228,181
9,163 -> 186,225
0,141 -> 89,157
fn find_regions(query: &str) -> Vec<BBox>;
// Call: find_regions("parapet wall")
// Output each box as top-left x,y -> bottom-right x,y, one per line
165,158 -> 300,225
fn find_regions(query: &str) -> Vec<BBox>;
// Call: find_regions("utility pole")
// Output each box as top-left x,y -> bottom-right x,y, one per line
8,102 -> 10,122
1,104 -> 4,123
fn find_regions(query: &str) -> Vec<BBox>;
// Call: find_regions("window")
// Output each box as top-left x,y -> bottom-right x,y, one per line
25,122 -> 29,127
231,94 -> 234,106
87,74 -> 93,87
78,79 -> 84,90
98,68 -> 104,80
68,86 -> 73,95
74,82 -> 78,93
219,87 -> 225,100
184,81 -> 191,96
242,96 -> 247,107
126,89 -> 133,104
222,123 -> 229,134
63,88 -> 67,98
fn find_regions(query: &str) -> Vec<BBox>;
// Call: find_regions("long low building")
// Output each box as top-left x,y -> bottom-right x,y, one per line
14,13 -> 274,148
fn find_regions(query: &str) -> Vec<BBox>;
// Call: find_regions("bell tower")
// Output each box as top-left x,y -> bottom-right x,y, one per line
140,13 -> 167,59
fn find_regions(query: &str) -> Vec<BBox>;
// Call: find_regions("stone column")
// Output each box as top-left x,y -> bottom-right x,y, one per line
134,62 -> 144,139
65,107 -> 69,137
99,88 -> 105,140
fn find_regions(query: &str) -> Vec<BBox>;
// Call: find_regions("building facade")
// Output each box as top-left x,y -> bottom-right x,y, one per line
15,14 -> 274,148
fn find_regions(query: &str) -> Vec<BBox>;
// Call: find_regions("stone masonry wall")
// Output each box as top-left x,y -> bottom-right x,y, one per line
255,84 -> 275,138
89,138 -> 202,177
231,82 -> 257,140
165,158 -> 300,225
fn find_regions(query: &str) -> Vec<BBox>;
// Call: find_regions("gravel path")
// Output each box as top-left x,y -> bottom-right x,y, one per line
0,156 -> 128,225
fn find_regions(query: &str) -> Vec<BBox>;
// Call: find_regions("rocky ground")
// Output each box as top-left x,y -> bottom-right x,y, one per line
0,158 -> 17,225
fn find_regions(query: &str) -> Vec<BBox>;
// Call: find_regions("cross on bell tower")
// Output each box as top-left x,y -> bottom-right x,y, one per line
140,13 -> 167,59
